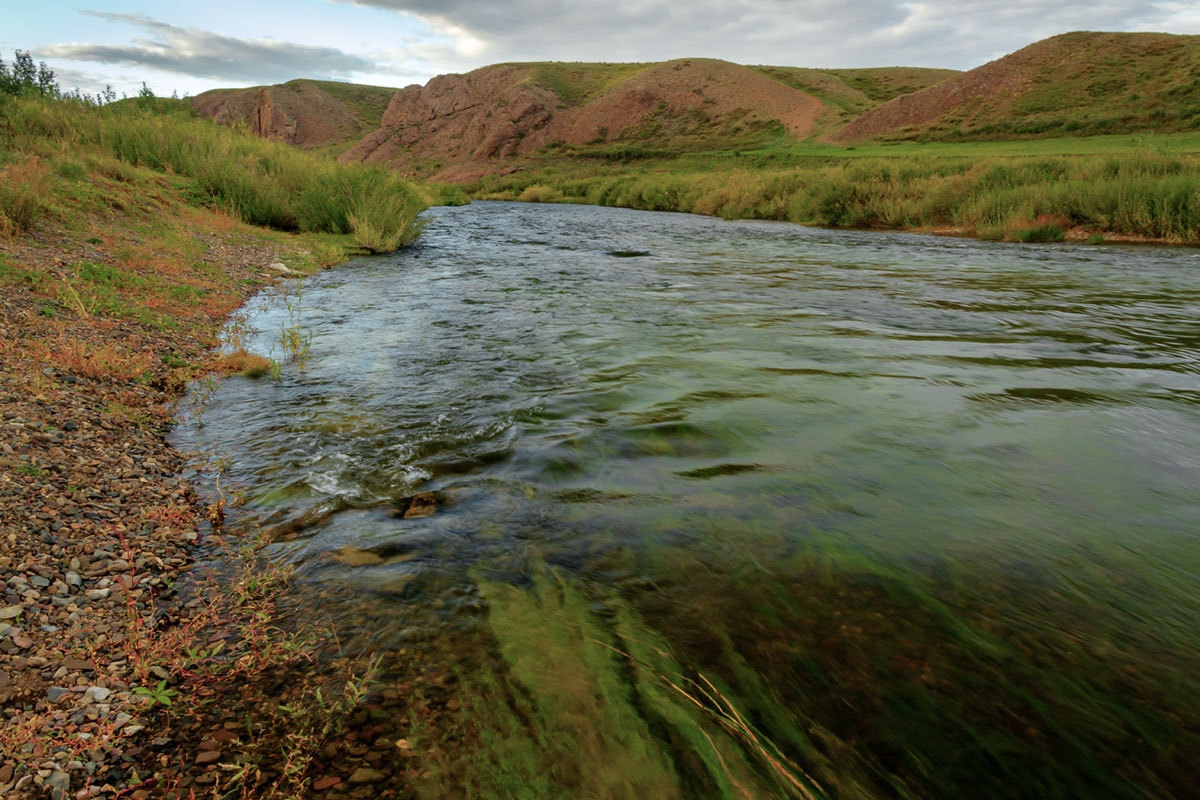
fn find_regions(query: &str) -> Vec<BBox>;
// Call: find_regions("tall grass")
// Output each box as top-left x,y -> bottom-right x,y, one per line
0,95 -> 425,250
476,150 -> 1200,244
0,156 -> 51,234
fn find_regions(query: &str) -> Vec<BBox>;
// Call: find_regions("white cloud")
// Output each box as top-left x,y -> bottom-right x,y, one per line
39,12 -> 379,83
334,0 -> 1185,70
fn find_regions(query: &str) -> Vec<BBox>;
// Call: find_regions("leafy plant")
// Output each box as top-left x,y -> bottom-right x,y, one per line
133,679 -> 179,708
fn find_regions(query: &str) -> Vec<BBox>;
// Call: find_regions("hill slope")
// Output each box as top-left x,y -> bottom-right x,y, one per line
750,65 -> 959,124
833,31 -> 1200,142
191,79 -> 396,153
339,59 -> 832,181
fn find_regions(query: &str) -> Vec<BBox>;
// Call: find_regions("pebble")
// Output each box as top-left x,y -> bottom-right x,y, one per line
347,767 -> 387,785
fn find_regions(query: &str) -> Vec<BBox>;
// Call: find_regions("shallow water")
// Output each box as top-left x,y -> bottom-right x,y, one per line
174,202 -> 1200,798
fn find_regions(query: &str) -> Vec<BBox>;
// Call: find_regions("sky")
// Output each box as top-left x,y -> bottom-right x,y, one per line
4,1 -> 1199,99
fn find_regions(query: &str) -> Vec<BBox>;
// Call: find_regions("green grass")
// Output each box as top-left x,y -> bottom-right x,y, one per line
750,65 -> 959,118
0,94 -> 425,249
527,62 -> 653,107
472,133 -> 1200,244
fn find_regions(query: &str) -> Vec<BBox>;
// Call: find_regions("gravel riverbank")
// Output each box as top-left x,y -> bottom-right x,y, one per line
0,223 -> 297,798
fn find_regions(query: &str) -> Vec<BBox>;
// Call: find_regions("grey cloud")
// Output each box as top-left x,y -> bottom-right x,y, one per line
40,12 -> 377,83
338,0 -> 1173,69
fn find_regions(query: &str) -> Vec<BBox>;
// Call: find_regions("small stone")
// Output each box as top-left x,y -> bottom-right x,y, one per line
312,776 -> 342,791
11,634 -> 32,649
347,767 -> 387,784
331,548 -> 383,567
47,686 -> 71,702
88,686 -> 111,702
45,770 -> 70,800
194,751 -> 221,766
0,606 -> 22,620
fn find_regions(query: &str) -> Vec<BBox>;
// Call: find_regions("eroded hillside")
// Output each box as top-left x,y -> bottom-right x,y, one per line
338,59 -> 831,181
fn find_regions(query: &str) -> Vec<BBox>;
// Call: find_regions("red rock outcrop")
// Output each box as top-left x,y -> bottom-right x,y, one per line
340,59 -> 827,181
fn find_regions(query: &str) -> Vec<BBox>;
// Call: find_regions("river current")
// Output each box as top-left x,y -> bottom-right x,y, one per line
174,201 -> 1200,799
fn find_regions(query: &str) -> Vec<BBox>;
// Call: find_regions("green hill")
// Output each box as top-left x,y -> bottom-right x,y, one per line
834,31 -> 1200,142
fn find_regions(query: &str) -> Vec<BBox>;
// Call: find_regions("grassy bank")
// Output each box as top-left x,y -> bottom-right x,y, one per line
1,93 -> 426,253
473,134 -> 1200,244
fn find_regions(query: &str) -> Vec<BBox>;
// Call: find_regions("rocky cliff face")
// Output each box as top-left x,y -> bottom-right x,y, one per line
339,66 -> 558,180
340,60 -> 827,182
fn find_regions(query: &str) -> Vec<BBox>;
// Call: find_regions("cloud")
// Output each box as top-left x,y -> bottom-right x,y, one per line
335,0 -> 1180,70
39,12 -> 378,83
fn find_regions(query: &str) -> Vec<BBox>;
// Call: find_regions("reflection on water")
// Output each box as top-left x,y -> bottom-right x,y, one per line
174,202 -> 1200,798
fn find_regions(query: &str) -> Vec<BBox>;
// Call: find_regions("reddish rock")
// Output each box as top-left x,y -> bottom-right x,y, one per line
312,775 -> 342,791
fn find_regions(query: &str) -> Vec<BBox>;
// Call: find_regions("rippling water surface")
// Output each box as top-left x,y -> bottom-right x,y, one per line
174,202 -> 1200,798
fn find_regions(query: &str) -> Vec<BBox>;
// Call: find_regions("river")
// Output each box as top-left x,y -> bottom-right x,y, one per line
173,201 -> 1200,799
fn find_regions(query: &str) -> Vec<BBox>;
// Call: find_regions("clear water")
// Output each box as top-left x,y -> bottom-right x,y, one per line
174,202 -> 1200,799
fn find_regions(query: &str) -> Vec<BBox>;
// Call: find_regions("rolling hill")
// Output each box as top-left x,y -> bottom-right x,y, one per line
832,31 -> 1200,142
188,32 -> 1200,181
190,79 -> 397,154
337,59 -> 837,181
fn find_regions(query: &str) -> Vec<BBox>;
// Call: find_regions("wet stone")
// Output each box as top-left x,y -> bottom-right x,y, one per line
348,767 -> 387,784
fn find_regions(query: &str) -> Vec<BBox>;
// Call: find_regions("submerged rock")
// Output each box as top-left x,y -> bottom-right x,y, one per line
329,548 -> 385,567
399,491 -> 438,519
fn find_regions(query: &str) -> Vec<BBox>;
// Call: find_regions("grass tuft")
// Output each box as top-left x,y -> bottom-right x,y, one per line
0,157 -> 51,234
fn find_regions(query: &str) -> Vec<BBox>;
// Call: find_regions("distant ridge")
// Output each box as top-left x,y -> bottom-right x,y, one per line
191,80 -> 396,153
832,31 -> 1200,142
188,32 -> 1200,182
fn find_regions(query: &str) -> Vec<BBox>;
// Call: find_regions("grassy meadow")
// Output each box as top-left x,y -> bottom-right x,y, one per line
473,132 -> 1200,245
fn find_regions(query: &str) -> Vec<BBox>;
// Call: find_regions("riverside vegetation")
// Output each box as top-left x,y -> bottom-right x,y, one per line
0,54 -> 427,799
472,133 -> 1200,245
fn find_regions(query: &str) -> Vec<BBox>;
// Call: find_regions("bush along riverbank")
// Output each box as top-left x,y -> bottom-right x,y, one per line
0,77 -> 426,799
473,145 -> 1200,245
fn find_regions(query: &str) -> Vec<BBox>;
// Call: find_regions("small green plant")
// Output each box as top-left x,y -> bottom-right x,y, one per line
133,679 -> 179,708
278,285 -> 313,368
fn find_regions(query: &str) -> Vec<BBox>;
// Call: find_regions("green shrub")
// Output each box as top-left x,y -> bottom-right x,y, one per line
347,182 -> 426,253
1015,222 -> 1066,243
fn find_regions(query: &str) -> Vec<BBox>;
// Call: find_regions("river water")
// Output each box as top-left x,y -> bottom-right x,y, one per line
174,201 -> 1200,799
